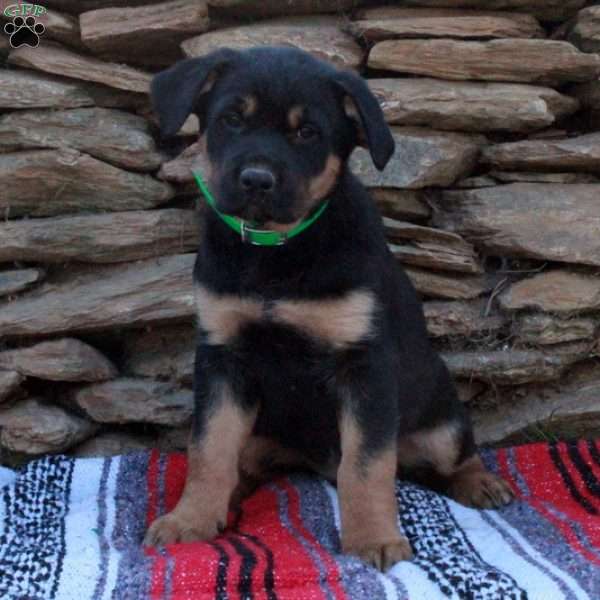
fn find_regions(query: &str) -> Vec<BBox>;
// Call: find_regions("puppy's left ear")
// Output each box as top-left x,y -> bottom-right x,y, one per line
333,71 -> 394,171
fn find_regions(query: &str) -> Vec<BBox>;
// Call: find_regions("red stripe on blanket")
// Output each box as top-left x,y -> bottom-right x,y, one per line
499,443 -> 600,565
145,450 -> 168,600
245,483 -> 331,600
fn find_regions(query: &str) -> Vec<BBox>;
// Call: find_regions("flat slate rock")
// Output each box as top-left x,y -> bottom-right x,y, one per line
432,184 -> 600,267
0,269 -> 45,298
80,0 -> 209,66
0,209 -> 199,264
489,171 -> 600,184
0,397 -> 98,454
43,0 -> 169,11
368,39 -> 600,85
158,140 -> 211,183
9,42 -> 152,93
0,69 -> 96,109
385,218 -> 482,274
73,430 -> 156,457
0,371 -> 24,404
347,8 -> 544,41
122,324 -> 195,385
396,1 -> 586,22
370,189 -> 431,221
404,266 -> 487,300
0,253 -> 196,338
441,342 -> 590,385
0,149 -> 174,219
0,338 -> 117,382
70,378 -> 193,426
472,362 -> 600,446
207,0 -> 358,16
369,78 -> 578,133
350,127 -> 482,189
181,17 -> 363,70
498,270 -> 600,313
482,132 -> 600,173
0,107 -> 163,172
515,313 -> 597,346
424,300 -> 505,338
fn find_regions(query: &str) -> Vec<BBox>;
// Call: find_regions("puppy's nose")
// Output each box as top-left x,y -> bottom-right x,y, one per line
239,167 -> 275,193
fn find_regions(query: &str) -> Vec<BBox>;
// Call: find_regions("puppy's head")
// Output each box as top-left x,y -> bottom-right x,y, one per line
152,46 -> 394,228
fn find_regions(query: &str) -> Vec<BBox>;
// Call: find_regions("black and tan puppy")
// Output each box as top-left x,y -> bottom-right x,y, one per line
144,46 -> 513,570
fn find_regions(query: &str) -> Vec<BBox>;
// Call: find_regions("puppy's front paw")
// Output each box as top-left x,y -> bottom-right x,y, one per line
343,536 -> 413,571
143,511 -> 224,546
450,471 -> 514,509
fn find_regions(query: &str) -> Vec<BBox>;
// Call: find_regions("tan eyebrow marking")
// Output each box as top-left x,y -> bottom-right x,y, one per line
241,95 -> 258,117
287,105 -> 305,130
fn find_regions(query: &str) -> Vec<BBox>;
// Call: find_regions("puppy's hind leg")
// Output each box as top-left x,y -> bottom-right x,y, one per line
397,413 -> 514,509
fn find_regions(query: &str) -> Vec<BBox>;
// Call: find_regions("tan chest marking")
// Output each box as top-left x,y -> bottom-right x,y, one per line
271,290 -> 377,349
195,285 -> 377,348
195,285 -> 263,345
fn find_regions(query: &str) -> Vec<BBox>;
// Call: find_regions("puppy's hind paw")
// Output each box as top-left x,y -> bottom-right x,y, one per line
450,470 -> 514,509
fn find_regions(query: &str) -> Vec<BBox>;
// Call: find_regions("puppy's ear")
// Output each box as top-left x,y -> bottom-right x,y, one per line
151,49 -> 237,138
333,71 -> 394,171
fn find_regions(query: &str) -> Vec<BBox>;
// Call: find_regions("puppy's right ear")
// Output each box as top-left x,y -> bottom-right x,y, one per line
151,49 -> 237,138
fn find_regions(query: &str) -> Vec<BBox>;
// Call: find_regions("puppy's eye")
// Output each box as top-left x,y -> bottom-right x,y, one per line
222,112 -> 243,129
297,124 -> 318,141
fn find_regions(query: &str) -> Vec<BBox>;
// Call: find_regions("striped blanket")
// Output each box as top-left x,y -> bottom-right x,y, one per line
0,441 -> 599,600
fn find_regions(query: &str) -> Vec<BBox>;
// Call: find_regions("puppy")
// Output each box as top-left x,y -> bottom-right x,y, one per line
144,46 -> 513,571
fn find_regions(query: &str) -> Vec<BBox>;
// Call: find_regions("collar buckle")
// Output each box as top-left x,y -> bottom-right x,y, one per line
241,221 -> 288,246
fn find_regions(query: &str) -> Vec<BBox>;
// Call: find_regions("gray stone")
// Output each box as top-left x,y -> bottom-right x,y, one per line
350,127 -> 482,189
369,78 -> 577,133
0,398 -> 98,454
482,133 -> 600,173
9,42 -> 152,93
0,254 -> 196,338
0,149 -> 174,219
0,269 -> 45,298
181,17 -> 363,70
0,339 -> 117,382
433,184 -> 600,267
70,378 -> 194,426
369,39 -> 600,85
0,108 -> 163,171
0,210 -> 199,263
498,270 -> 600,313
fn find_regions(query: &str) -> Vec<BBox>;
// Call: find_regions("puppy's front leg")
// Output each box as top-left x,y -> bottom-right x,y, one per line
337,380 -> 412,571
144,379 -> 256,546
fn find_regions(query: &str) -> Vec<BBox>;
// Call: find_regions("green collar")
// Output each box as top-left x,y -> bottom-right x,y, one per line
193,171 -> 329,246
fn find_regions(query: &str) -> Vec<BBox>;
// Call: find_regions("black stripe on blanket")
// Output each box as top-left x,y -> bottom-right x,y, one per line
396,482 -> 527,600
210,541 -> 230,600
566,442 -> 600,499
238,531 -> 277,600
0,456 -> 75,600
549,443 -> 598,515
228,535 -> 257,600
588,440 -> 600,469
